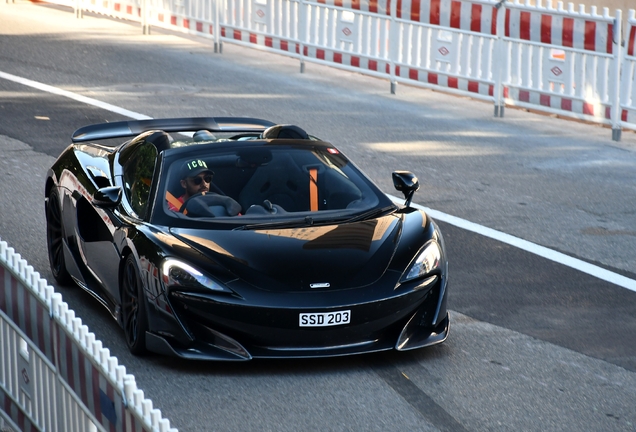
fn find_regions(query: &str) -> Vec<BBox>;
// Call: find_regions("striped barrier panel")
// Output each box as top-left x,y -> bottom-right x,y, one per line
299,0 -> 392,78
500,0 -> 622,137
60,0 -> 142,21
0,239 -> 177,432
9,0 -> 636,140
141,0 -> 303,56
91,0 -> 141,21
217,0 -> 303,58
619,10 -> 636,135
144,0 -> 216,41
215,0 -> 504,97
390,0 -> 502,102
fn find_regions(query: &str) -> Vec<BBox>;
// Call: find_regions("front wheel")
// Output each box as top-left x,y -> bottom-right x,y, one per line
121,255 -> 149,355
46,189 -> 72,285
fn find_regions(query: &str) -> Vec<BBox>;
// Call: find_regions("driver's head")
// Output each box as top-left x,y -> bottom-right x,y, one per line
180,159 -> 214,198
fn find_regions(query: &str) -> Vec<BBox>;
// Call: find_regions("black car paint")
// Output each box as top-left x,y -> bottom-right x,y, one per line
45,118 -> 449,360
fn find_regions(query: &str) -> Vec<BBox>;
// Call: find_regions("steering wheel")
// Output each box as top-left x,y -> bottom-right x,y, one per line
179,192 -> 242,217
244,200 -> 288,215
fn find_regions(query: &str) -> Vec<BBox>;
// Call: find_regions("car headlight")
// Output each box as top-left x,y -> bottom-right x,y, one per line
162,259 -> 227,292
402,241 -> 442,282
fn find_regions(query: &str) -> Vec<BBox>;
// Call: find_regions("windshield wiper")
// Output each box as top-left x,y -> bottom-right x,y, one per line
234,216 -> 315,231
339,205 -> 397,224
234,205 -> 396,231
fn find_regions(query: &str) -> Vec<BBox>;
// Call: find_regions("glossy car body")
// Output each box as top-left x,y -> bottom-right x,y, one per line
45,117 -> 449,360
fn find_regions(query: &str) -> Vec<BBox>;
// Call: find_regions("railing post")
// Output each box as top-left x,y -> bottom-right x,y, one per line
142,0 -> 150,35
389,0 -> 397,94
611,9 -> 623,141
493,0 -> 506,117
75,0 -> 84,18
299,0 -> 307,73
215,0 -> 223,53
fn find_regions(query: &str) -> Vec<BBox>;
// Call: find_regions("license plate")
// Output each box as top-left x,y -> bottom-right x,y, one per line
299,310 -> 351,327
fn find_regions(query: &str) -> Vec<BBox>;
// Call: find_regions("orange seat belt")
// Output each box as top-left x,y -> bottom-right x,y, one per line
166,191 -> 187,215
309,168 -> 318,211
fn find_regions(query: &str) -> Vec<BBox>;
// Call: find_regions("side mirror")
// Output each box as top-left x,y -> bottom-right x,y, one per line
392,171 -> 420,207
93,186 -> 122,208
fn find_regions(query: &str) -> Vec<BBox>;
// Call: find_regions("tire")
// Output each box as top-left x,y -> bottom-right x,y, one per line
46,189 -> 72,285
121,254 -> 149,355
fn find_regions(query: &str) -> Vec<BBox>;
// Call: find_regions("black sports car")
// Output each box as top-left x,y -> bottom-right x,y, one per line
45,117 -> 449,360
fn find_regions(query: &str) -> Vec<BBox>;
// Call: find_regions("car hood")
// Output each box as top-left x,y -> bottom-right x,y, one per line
169,215 -> 402,292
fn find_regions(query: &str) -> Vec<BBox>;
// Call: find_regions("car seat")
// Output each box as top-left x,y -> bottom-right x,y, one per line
238,153 -> 309,212
261,124 -> 310,140
322,169 -> 362,209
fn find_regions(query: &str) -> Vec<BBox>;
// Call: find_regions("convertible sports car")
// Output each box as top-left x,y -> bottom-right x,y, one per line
45,117 -> 449,360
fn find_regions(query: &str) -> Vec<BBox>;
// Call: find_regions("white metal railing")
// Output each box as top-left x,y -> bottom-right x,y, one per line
215,0 -> 303,56
299,0 -> 391,77
8,0 -> 636,140
501,1 -> 622,138
0,239 -> 177,432
391,0 -> 502,102
619,9 -> 636,136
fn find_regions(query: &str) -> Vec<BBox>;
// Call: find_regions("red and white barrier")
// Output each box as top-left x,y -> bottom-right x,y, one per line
0,239 -> 177,432
12,0 -> 636,137
300,0 -> 393,77
619,10 -> 636,135
504,2 -> 614,53
390,0 -> 501,101
396,0 -> 498,34
216,0 -> 303,56
73,0 -> 141,20
304,0 -> 390,15
220,27 -> 301,55
500,0 -> 622,136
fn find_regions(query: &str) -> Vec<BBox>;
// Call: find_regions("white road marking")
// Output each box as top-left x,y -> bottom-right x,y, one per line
388,194 -> 636,293
0,70 -> 151,120
2,69 -> 635,293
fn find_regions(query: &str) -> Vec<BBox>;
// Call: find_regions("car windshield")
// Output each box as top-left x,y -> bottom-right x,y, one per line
154,140 -> 394,228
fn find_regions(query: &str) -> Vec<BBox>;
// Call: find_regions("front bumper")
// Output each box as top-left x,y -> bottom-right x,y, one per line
146,277 -> 449,360
146,312 -> 449,360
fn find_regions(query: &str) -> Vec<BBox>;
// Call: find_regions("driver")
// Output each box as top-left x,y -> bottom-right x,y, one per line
167,159 -> 214,212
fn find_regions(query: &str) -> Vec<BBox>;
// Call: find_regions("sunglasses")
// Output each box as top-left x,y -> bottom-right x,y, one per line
188,175 -> 213,185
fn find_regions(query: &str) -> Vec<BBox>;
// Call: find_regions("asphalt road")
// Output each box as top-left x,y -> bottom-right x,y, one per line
1,3 -> 636,431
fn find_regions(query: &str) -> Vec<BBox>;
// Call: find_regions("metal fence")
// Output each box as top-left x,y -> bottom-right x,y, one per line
41,0 -> 635,141
620,9 -> 636,135
0,239 -> 177,432
501,2 -> 623,138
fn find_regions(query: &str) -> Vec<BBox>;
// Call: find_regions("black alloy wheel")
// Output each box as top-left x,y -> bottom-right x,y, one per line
46,190 -> 71,285
121,254 -> 149,355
